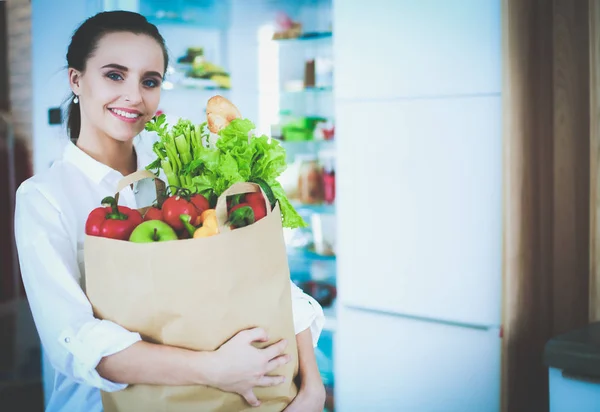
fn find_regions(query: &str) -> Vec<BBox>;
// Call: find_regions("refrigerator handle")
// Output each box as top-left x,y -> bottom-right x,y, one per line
343,303 -> 501,333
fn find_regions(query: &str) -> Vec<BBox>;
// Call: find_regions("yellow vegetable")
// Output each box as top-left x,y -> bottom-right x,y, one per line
200,209 -> 217,224
193,225 -> 219,238
198,209 -> 218,230
191,209 -> 219,238
204,217 -> 218,229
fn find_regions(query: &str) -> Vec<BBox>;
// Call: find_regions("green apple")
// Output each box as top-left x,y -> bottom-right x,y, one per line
129,220 -> 179,243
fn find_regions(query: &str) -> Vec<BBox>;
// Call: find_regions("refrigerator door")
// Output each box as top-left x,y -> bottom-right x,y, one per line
334,306 -> 501,412
336,96 -> 502,327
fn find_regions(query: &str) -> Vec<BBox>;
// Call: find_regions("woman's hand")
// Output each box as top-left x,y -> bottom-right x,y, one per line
210,327 -> 291,407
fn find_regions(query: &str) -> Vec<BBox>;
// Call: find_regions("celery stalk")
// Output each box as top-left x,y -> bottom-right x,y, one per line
194,125 -> 202,152
185,126 -> 192,148
161,159 -> 180,187
152,142 -> 166,162
191,125 -> 201,156
175,134 -> 192,165
165,133 -> 182,173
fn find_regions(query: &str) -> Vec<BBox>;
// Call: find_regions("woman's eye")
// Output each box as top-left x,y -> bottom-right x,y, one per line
143,79 -> 160,88
107,72 -> 123,81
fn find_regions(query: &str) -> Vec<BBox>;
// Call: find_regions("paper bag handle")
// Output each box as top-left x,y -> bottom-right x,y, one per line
116,169 -> 157,193
215,182 -> 272,230
115,169 -> 167,207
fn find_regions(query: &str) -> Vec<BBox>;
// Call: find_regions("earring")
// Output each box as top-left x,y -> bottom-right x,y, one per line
73,96 -> 79,104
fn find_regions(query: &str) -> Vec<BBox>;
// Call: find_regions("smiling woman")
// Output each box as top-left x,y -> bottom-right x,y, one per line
12,10 -> 325,412
65,13 -> 168,176
71,34 -> 163,143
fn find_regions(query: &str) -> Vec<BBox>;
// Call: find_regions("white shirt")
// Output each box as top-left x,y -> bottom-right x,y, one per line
13,133 -> 325,412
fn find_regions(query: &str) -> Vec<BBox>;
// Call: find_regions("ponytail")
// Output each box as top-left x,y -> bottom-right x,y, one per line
66,94 -> 80,141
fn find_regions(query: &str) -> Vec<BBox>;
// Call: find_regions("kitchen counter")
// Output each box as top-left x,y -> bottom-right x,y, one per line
544,322 -> 600,411
544,322 -> 600,379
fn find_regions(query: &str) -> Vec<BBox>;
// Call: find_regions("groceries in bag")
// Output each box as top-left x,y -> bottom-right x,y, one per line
83,96 -> 303,412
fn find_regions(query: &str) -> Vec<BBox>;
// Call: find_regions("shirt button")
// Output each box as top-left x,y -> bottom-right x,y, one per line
64,337 -> 70,343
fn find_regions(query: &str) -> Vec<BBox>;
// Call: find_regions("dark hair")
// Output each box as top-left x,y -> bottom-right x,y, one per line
66,11 -> 169,140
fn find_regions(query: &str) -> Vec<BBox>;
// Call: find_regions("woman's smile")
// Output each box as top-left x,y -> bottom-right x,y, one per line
108,107 -> 143,123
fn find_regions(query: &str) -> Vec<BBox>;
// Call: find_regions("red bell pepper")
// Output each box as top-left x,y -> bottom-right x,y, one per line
227,203 -> 255,229
245,192 -> 267,222
85,196 -> 143,240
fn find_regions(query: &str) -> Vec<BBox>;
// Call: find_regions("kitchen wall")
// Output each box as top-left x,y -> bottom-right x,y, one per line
333,0 -> 502,409
31,0 -> 104,173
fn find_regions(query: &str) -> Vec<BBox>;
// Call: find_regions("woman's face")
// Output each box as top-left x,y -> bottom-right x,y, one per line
69,31 -> 165,142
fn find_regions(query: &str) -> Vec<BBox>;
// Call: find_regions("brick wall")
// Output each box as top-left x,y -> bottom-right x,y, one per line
3,0 -> 33,301
0,0 -> 36,383
6,0 -> 32,145
0,3 -> 8,111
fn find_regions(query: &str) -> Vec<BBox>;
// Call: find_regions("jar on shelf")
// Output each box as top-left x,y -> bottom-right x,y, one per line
297,154 -> 324,204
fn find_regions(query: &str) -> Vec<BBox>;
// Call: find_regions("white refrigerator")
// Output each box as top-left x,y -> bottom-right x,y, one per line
332,97 -> 503,412
331,1 -> 503,410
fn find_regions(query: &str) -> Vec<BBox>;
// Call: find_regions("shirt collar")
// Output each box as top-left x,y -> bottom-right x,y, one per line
63,135 -> 153,186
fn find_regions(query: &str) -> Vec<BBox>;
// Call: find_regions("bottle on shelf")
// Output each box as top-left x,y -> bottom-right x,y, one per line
319,150 -> 336,204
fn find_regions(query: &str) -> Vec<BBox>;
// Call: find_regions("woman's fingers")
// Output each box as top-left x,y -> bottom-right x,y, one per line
262,338 -> 288,360
240,374 -> 286,407
245,374 -> 286,407
240,327 -> 268,343
265,354 -> 291,374
255,374 -> 286,387
242,390 -> 260,407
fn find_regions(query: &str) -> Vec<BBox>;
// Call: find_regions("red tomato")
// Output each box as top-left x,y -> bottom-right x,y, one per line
190,194 -> 210,214
143,206 -> 163,222
161,196 -> 198,231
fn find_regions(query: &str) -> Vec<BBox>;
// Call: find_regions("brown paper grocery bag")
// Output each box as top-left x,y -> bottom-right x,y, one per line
84,170 -> 299,412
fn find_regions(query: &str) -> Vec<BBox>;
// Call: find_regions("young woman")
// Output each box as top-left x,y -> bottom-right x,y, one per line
13,11 -> 325,412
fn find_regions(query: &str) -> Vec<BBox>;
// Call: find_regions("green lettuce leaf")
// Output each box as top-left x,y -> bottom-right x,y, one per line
211,152 -> 245,195
145,115 -> 308,229
216,119 -> 254,180
269,180 -> 308,229
250,135 -> 287,182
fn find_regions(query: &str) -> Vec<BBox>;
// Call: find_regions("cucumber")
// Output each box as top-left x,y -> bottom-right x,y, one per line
208,190 -> 218,209
250,177 -> 277,210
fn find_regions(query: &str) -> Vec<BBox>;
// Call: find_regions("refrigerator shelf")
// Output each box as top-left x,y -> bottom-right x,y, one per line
288,246 -> 336,261
291,201 -> 336,215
